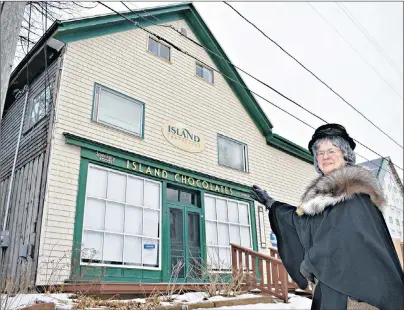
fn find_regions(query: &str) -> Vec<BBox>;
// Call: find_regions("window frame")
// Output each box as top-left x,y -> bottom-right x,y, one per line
147,36 -> 171,62
195,62 -> 214,84
81,163 -> 162,271
25,84 -> 52,132
204,193 -> 253,272
92,83 -> 145,138
217,134 -> 249,173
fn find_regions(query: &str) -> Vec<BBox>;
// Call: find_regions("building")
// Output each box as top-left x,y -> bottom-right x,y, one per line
359,157 -> 404,266
0,3 -> 319,291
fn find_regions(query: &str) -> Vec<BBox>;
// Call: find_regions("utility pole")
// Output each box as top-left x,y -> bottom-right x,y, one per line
0,1 -> 26,121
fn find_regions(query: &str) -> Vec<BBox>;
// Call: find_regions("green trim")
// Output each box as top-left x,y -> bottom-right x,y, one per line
64,133 -> 252,198
71,158 -> 89,281
91,82 -> 145,139
266,133 -> 313,163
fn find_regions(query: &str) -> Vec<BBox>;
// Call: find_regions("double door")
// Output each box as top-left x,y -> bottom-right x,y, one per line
169,203 -> 202,282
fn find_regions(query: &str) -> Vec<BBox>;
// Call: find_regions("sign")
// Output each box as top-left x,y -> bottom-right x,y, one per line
96,152 -> 115,164
126,160 -> 234,196
162,121 -> 205,153
144,244 -> 156,250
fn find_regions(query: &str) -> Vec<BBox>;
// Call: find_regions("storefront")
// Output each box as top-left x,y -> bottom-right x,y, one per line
66,134 -> 258,283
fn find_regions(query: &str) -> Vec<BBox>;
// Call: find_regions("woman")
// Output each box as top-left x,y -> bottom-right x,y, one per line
250,124 -> 404,310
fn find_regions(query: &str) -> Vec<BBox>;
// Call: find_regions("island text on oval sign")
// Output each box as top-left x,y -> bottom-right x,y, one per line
162,121 -> 205,153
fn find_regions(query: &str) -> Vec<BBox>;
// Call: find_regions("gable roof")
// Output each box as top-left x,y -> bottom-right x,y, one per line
9,2 -> 313,163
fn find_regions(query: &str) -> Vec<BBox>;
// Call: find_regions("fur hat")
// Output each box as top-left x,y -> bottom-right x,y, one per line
308,124 -> 356,155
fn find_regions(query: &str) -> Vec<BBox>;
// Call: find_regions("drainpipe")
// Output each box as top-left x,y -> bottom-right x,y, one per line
1,85 -> 29,238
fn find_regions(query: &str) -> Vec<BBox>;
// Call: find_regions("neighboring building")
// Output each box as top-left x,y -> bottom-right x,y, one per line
0,3 -> 319,291
360,157 -> 404,266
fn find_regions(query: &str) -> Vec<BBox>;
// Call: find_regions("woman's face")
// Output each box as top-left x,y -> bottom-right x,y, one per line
316,140 -> 346,174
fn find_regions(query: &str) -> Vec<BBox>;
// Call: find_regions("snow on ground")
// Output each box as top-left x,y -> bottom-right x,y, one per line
0,293 -> 73,310
1,292 -> 312,309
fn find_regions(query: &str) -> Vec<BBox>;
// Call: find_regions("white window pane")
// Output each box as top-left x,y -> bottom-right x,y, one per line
216,199 -> 227,222
206,221 -> 217,245
203,67 -> 213,83
82,231 -> 103,260
124,236 -> 142,265
238,203 -> 250,225
218,223 -> 229,246
240,227 -> 251,248
84,198 -> 105,231
218,137 -> 244,171
229,224 -> 240,245
87,167 -> 107,198
144,181 -> 160,209
126,177 -> 143,206
159,44 -> 170,60
98,89 -> 142,135
105,202 -> 124,233
142,239 -> 159,266
143,209 -> 159,238
107,172 -> 126,202
207,246 -> 219,269
204,196 -> 216,220
227,201 -> 238,223
196,64 -> 203,78
148,37 -> 158,55
103,233 -> 123,263
218,247 -> 231,269
125,206 -> 142,235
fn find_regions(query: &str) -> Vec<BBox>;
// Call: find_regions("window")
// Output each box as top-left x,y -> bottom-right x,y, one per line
204,194 -> 252,271
92,84 -> 144,137
196,63 -> 213,84
166,185 -> 199,206
26,86 -> 52,130
218,135 -> 248,172
148,37 -> 170,61
180,27 -> 187,36
81,164 -> 162,269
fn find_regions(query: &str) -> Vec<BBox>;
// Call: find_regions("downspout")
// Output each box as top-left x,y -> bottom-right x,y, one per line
2,85 -> 29,233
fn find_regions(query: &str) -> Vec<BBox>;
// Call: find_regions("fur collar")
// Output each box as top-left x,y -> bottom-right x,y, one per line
296,165 -> 386,216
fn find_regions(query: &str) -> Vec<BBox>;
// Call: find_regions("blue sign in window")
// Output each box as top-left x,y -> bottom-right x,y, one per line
144,244 -> 156,250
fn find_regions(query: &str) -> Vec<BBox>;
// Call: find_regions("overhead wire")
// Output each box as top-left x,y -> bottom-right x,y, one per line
335,2 -> 403,78
119,1 -> 404,174
224,1 -> 404,150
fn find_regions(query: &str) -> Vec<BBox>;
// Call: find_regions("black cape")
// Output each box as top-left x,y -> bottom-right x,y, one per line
269,194 -> 404,310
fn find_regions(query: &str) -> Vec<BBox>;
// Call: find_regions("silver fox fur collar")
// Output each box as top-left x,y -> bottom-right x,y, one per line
296,165 -> 386,216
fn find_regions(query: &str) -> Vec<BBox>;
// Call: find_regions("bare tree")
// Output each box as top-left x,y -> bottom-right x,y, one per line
15,1 -> 98,62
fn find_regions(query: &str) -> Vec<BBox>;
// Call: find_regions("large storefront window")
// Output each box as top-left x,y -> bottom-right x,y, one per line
204,194 -> 252,271
81,164 -> 161,269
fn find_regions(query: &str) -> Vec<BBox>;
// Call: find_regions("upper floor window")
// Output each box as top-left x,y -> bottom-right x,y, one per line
148,37 -> 170,61
92,84 -> 144,137
218,134 -> 248,172
26,86 -> 52,130
196,63 -> 213,84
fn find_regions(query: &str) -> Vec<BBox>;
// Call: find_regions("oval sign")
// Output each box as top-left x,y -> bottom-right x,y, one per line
162,121 -> 205,153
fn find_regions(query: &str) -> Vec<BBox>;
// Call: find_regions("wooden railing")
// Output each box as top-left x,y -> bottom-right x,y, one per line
269,246 -> 313,294
231,243 -> 289,303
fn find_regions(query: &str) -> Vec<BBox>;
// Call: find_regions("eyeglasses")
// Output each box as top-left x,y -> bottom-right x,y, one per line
316,149 -> 340,158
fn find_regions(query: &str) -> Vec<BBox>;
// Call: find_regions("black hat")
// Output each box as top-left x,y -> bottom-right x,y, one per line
308,124 -> 356,155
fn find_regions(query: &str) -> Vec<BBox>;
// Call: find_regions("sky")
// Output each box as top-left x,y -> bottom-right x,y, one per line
19,1 -> 404,180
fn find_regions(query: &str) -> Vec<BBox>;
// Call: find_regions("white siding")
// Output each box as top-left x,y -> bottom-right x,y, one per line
36,19 -> 317,284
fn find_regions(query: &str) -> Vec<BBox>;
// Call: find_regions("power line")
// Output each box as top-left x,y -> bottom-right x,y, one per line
223,1 -> 404,150
97,2 -> 403,176
336,2 -> 403,78
307,2 -> 403,99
